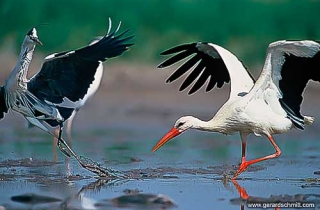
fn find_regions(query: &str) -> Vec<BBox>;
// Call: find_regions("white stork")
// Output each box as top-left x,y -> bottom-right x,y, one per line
152,40 -> 320,179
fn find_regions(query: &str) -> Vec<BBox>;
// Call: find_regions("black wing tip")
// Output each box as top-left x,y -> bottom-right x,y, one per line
97,19 -> 134,46
185,83 -> 225,95
160,43 -> 197,56
80,21 -> 134,60
157,48 -> 196,70
159,41 -> 232,95
279,99 -> 305,130
122,34 -> 135,45
114,29 -> 134,40
188,90 -> 197,95
83,21 -> 134,51
159,46 -> 180,56
103,29 -> 134,43
157,63 -> 167,69
178,86 -> 199,95
165,78 -> 173,83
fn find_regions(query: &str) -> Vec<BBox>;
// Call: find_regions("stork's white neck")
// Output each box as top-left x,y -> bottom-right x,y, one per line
189,116 -> 225,133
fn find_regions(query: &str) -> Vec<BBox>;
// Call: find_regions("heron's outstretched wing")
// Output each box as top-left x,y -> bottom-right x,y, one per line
0,86 -> 8,120
27,20 -> 133,105
251,40 -> 320,129
158,42 -> 255,98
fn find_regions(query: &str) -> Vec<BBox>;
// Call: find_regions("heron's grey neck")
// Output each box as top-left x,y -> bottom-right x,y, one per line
5,43 -> 36,91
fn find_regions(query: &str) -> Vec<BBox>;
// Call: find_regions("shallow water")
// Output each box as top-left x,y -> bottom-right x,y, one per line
0,119 -> 320,210
1,46 -> 320,207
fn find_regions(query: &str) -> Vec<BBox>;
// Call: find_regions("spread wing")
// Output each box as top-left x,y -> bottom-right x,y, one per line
27,20 -> 133,105
158,42 -> 255,98
251,40 -> 320,129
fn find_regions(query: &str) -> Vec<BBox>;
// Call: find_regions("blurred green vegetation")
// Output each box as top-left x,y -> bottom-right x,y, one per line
1,0 -> 320,72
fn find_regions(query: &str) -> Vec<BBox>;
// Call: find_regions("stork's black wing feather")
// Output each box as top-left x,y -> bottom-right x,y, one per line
28,23 -> 134,105
179,58 -> 205,91
158,42 -> 231,94
279,50 -> 320,125
189,65 -> 213,94
0,86 -> 8,120
166,54 -> 200,83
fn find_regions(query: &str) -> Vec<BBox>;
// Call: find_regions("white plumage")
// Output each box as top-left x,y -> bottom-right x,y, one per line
152,40 -> 320,179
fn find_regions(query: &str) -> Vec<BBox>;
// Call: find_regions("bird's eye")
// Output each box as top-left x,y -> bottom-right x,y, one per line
29,36 -> 36,41
177,122 -> 185,127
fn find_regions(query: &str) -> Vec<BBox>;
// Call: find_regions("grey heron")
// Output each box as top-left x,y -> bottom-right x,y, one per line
152,40 -> 320,179
0,19 -> 134,177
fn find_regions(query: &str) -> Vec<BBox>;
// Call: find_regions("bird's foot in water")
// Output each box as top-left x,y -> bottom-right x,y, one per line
78,155 -> 128,179
232,161 -> 249,180
56,137 -> 127,179
57,139 -> 72,157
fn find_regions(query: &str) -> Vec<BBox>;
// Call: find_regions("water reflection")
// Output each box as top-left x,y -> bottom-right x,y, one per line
59,179 -> 116,210
231,180 -> 320,210
10,178 -> 176,210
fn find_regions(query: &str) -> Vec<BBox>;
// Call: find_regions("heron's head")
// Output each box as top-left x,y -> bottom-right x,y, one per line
25,28 -> 42,46
152,116 -> 196,152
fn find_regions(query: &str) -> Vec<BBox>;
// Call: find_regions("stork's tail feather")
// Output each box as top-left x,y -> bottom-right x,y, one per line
304,115 -> 315,126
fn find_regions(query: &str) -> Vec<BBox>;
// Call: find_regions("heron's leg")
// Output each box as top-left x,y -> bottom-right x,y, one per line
52,127 -> 59,162
65,110 -> 77,146
56,123 -> 72,158
66,119 -> 72,147
52,123 -> 126,178
233,135 -> 281,179
54,124 -> 72,176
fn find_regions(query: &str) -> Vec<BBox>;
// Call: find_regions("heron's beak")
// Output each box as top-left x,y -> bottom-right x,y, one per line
32,37 -> 43,45
152,127 -> 181,152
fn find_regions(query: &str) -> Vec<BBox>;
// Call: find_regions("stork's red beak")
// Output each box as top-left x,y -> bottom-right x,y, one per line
152,127 -> 181,152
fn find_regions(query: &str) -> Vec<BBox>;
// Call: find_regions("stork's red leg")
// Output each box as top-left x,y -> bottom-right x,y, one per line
232,135 -> 281,179
232,179 -> 249,200
241,140 -> 246,164
232,179 -> 248,210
